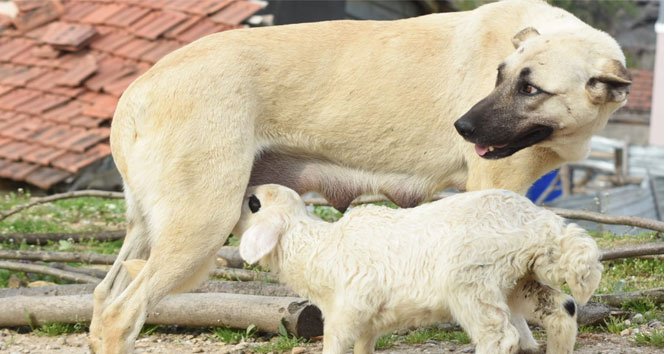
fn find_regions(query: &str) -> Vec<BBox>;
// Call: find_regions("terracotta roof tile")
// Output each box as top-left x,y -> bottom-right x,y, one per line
14,94 -> 70,115
70,114 -> 104,128
186,0 -> 236,16
175,18 -> 227,43
0,140 -> 40,161
104,6 -> 152,27
32,125 -> 80,148
42,100 -> 86,123
84,57 -> 137,91
82,94 -> 118,118
0,113 -> 24,131
59,129 -> 107,152
210,1 -> 263,26
0,85 -> 13,96
0,88 -> 41,110
89,30 -> 135,52
12,0 -> 63,32
0,117 -> 49,141
61,2 -> 100,22
52,143 -> 111,173
139,39 -> 181,63
22,145 -> 67,165
32,44 -> 61,58
0,38 -> 35,61
103,73 -> 139,97
130,10 -> 187,40
41,22 -> 99,51
3,66 -> 47,87
114,37 -> 155,60
57,54 -> 98,86
25,166 -> 71,189
0,160 -> 40,180
81,4 -> 126,25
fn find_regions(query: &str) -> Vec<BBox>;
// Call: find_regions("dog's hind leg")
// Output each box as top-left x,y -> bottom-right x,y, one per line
509,278 -> 578,354
90,186 -> 150,353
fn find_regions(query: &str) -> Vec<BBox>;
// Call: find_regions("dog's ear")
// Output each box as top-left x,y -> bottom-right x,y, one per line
239,218 -> 284,265
586,59 -> 632,104
512,27 -> 540,48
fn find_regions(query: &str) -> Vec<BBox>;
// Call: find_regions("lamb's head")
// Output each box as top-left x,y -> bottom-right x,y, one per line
234,184 -> 308,265
534,223 -> 602,305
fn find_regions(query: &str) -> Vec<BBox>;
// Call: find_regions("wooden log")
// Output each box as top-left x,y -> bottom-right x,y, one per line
47,263 -> 108,279
0,231 -> 125,245
0,261 -> 101,284
592,288 -> 663,307
0,250 -> 116,264
0,293 -> 323,338
211,267 -> 278,283
0,281 -> 297,298
577,302 -> 621,326
600,243 -> 664,261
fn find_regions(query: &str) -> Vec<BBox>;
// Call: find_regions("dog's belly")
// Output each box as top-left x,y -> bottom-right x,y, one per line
249,150 -> 436,211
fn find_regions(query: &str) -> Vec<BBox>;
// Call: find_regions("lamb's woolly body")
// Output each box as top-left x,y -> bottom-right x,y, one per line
238,186 -> 602,354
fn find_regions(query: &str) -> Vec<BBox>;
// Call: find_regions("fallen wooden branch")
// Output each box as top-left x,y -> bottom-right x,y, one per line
546,207 -> 664,233
0,250 -> 116,264
592,288 -> 663,307
0,280 -> 297,298
0,230 -> 125,245
47,263 -> 107,279
302,195 -> 664,232
0,190 -> 124,221
600,243 -> 664,261
0,261 -> 100,284
577,301 -> 623,326
0,293 -> 323,338
211,267 -> 278,283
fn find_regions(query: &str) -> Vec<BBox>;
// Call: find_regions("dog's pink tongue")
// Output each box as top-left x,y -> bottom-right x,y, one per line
475,144 -> 489,156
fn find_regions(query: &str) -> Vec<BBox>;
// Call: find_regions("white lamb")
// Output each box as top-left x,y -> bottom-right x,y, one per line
234,184 -> 603,354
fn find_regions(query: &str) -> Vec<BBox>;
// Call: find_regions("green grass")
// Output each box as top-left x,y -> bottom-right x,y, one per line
35,323 -> 87,336
634,329 -> 664,348
253,335 -> 305,353
404,327 -> 470,345
375,333 -> 400,350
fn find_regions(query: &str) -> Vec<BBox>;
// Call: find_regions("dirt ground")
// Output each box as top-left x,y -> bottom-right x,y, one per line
0,329 -> 663,354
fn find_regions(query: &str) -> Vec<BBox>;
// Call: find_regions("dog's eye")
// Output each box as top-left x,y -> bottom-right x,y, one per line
248,195 -> 261,213
520,84 -> 540,95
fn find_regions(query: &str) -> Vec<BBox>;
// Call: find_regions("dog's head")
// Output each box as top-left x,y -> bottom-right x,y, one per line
234,184 -> 307,265
455,27 -> 631,161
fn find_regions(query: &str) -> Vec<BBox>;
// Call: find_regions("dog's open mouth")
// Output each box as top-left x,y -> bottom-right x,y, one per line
474,125 -> 554,160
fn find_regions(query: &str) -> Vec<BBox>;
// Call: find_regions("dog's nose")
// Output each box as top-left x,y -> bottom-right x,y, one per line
454,119 -> 475,138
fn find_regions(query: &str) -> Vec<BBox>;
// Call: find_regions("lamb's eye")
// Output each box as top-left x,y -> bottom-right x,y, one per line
248,195 -> 261,213
520,84 -> 539,95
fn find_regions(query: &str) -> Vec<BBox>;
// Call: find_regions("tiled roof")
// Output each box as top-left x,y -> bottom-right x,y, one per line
0,0 -> 264,189
624,69 -> 653,112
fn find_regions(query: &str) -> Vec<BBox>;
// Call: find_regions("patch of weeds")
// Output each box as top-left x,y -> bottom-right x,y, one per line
597,257 -> 663,294
634,329 -> 663,348
404,327 -> 456,344
375,333 -> 400,350
140,325 -> 161,336
603,317 -> 629,334
311,206 -> 342,222
36,322 -> 87,336
78,239 -> 123,255
253,336 -> 304,353
213,324 -> 257,344
621,298 -> 663,322
443,330 -> 470,344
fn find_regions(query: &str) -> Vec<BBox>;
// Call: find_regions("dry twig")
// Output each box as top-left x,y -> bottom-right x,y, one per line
0,231 -> 125,245
0,261 -> 101,284
0,250 -> 116,264
600,243 -> 664,261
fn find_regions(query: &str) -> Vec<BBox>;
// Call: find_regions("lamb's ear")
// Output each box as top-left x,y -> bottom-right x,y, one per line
586,59 -> 632,104
560,225 -> 603,305
239,220 -> 283,264
512,27 -> 539,49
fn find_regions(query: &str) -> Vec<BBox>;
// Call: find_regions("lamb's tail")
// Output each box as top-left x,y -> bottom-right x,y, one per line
557,223 -> 603,305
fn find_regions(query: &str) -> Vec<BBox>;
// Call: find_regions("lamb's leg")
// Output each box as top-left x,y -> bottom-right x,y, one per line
449,289 -> 520,354
509,278 -> 578,354
510,313 -> 539,353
